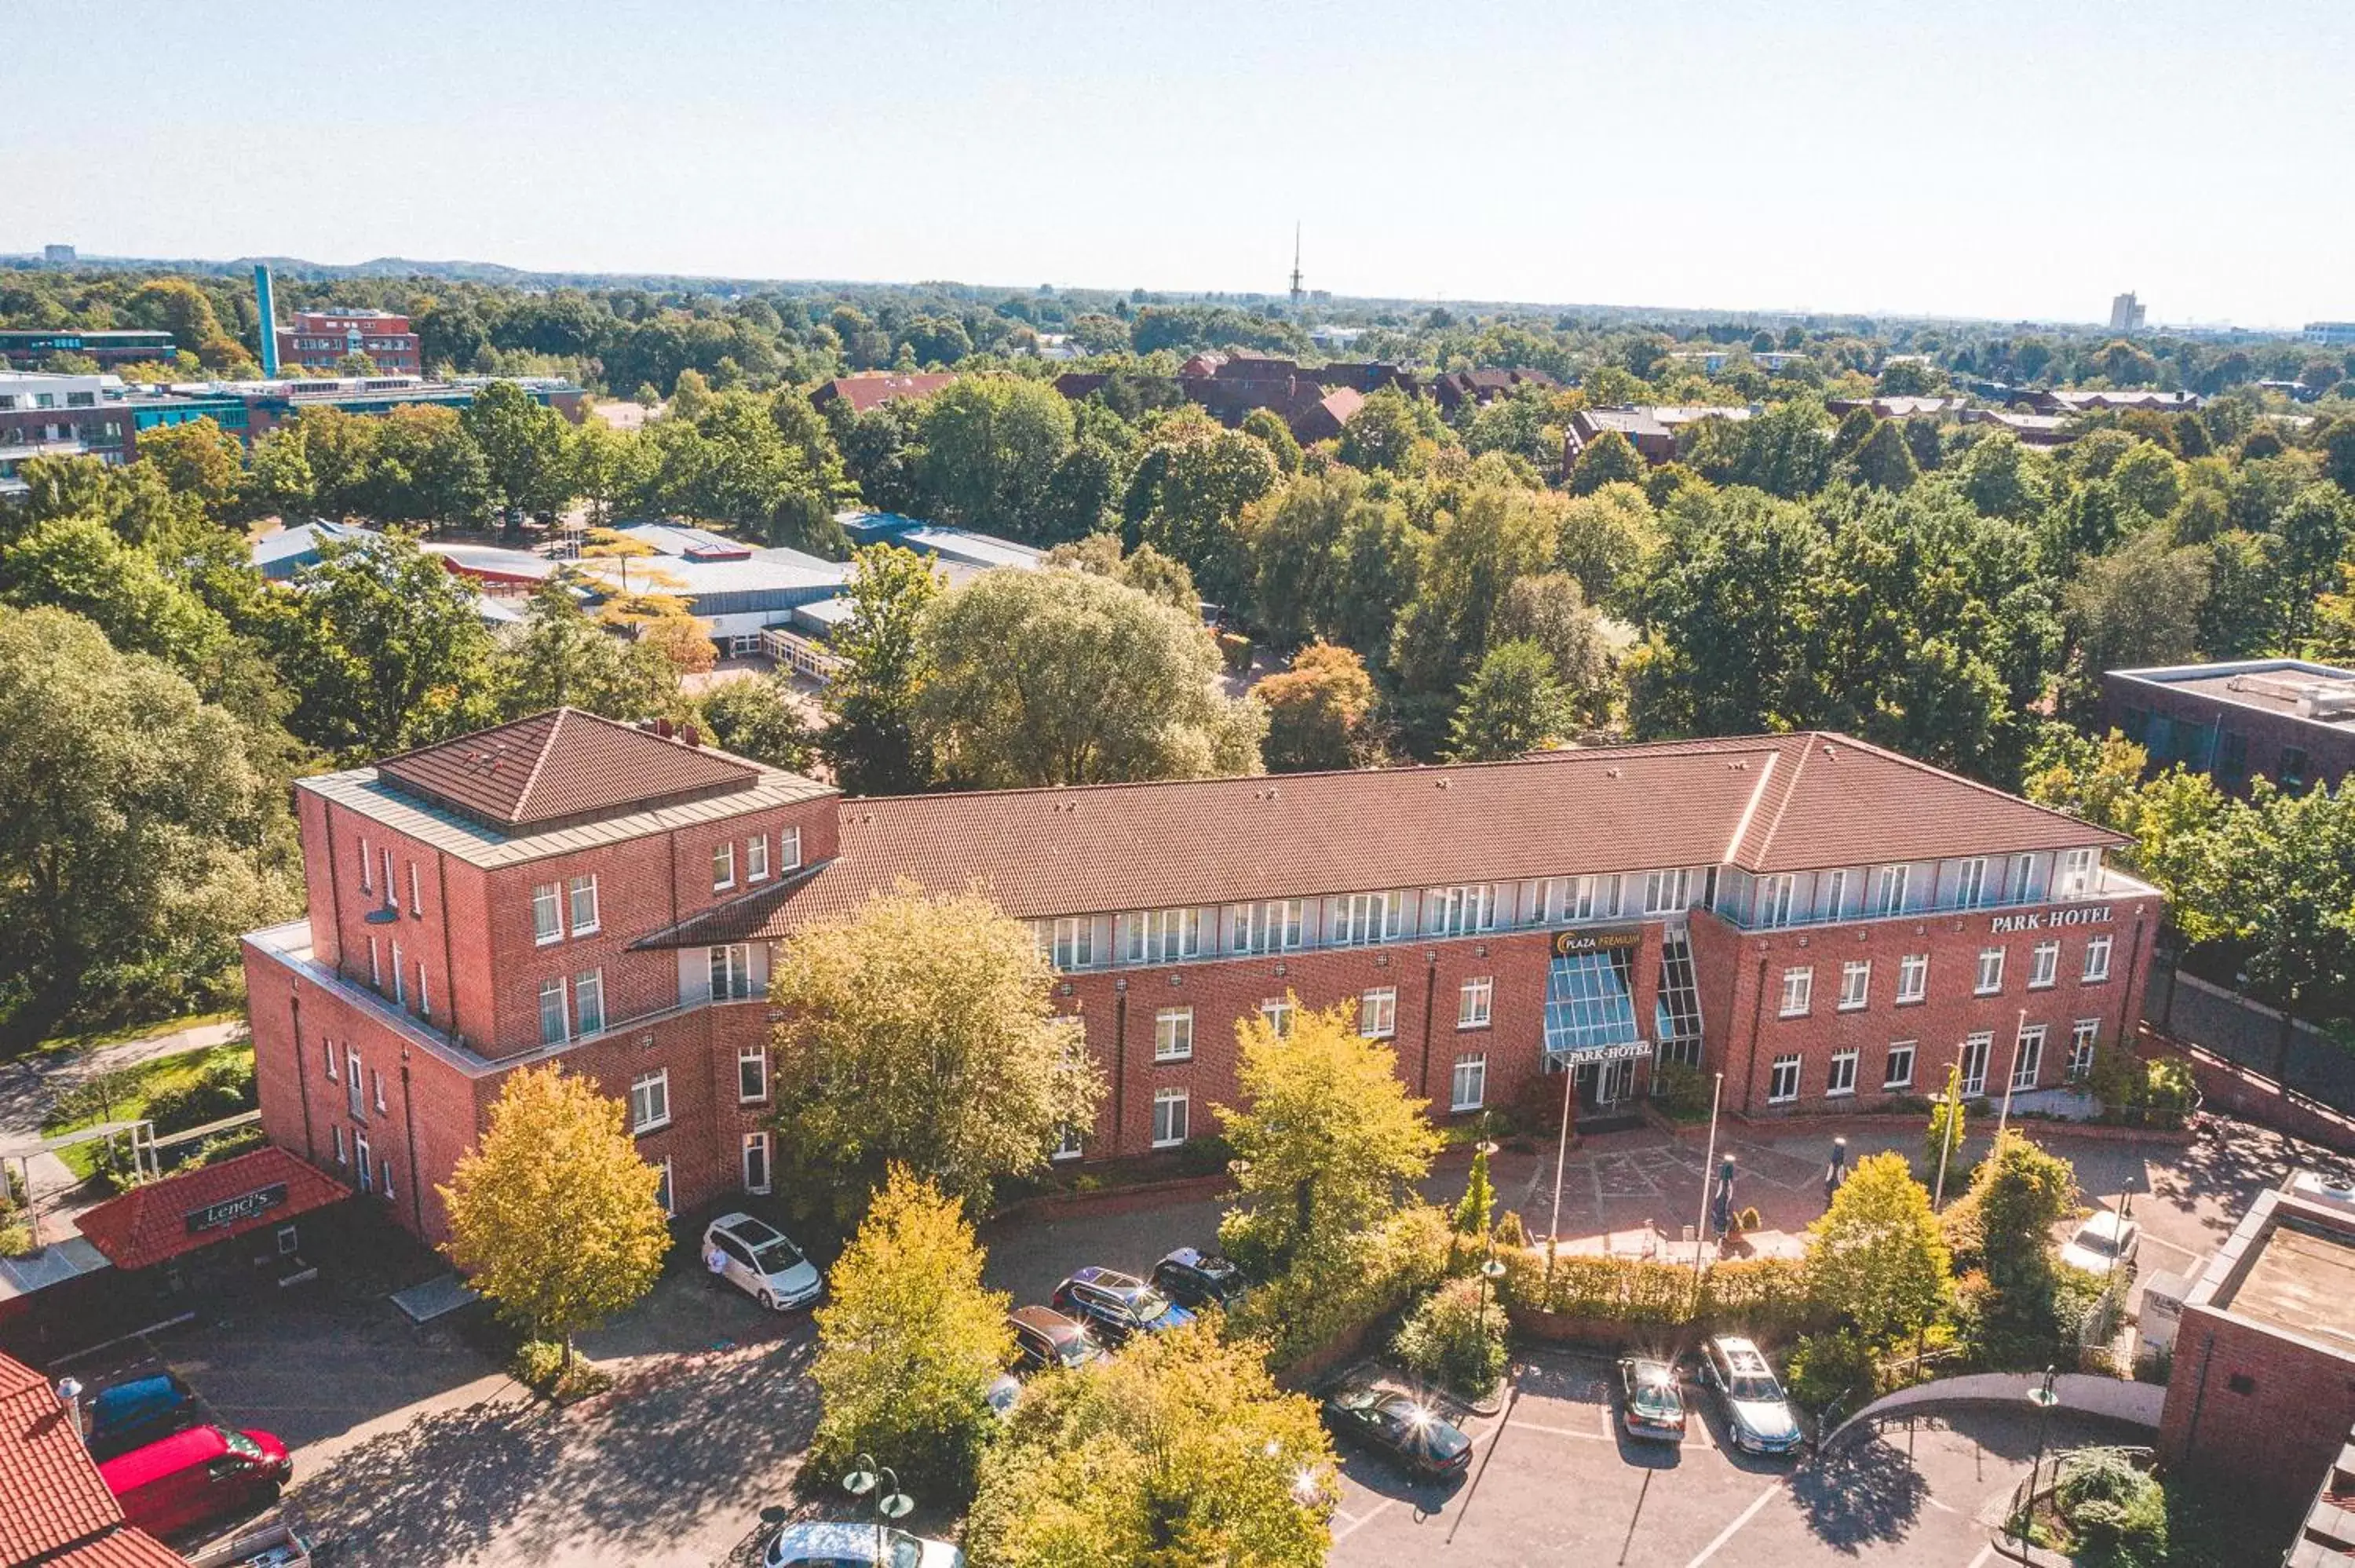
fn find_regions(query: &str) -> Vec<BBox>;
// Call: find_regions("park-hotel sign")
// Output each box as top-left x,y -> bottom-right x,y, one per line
1988,905 -> 2114,935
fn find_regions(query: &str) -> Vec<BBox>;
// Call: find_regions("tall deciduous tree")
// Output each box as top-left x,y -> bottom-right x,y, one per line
1448,639 -> 1575,762
819,544 -> 941,795
439,1065 -> 671,1364
1254,641 -> 1378,772
1568,428 -> 1647,495
767,887 -> 1104,1221
693,673 -> 814,769
918,567 -> 1263,787
1804,1152 -> 1952,1349
912,375 -> 1075,538
464,380 -> 577,527
132,418 -> 245,521
494,576 -> 675,720
812,1165 -> 1013,1501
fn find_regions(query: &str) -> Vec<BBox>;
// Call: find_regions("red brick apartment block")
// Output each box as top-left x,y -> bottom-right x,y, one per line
243,718 -> 2159,1246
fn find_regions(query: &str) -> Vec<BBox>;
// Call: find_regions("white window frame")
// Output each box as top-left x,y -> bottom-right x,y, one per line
539,976 -> 568,1045
2069,1019 -> 2100,1082
1154,1006 -> 1194,1063
1259,997 -> 1294,1037
2012,1024 -> 2046,1091
712,841 -> 736,892
1360,986 -> 1398,1039
1425,884 -> 1495,937
1884,1041 -> 1916,1090
1126,907 -> 1203,965
1821,868 -> 1849,920
709,943 -> 754,1000
1048,916 -> 1096,971
630,1069 -> 670,1135
1052,1123 -> 1085,1161
1827,1048 -> 1859,1097
1961,1031 -> 1993,1096
1873,864 -> 1910,916
1459,976 -> 1494,1030
354,1132 -> 371,1194
742,1132 -> 772,1195
1767,1054 -> 1802,1104
1643,868 -> 1691,916
332,1124 -> 346,1165
780,825 -> 803,871
1757,873 -> 1796,928
391,942 -> 406,1008
323,1037 -> 338,1081
575,969 -> 606,1037
654,1158 -> 674,1217
1896,953 -> 1928,1004
2029,940 -> 2060,990
373,1069 -> 386,1115
346,1046 -> 363,1119
1152,1088 -> 1189,1149
408,862 -> 422,917
1451,1053 -> 1488,1113
1779,966 -> 1813,1018
2057,847 -> 2098,898
1838,959 -> 1871,1012
2010,853 -> 2037,901
738,1043 -> 769,1103
1956,856 -> 1988,910
358,836 -> 372,894
532,882 -> 562,945
415,960 -> 430,1021
2083,935 -> 2113,983
568,874 -> 599,936
747,834 -> 769,884
1569,874 -> 1618,921
1975,947 -> 2005,996
1334,891 -> 1404,946
367,935 -> 381,988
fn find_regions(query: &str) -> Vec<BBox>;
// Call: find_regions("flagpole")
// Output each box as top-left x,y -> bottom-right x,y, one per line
1692,1071 -> 1722,1294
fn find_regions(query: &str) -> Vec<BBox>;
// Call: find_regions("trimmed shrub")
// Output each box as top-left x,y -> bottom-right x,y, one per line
1229,1205 -> 1449,1371
1784,1329 -> 1876,1414
1392,1276 -> 1509,1398
1499,1250 -> 1820,1338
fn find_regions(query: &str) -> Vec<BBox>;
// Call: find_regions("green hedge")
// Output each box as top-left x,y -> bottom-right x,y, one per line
1499,1249 -> 1820,1337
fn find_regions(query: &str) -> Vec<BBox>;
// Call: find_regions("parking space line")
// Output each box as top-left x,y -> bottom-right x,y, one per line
1331,1497 -> 1394,1543
1502,1418 -> 1616,1442
1681,1479 -> 1782,1568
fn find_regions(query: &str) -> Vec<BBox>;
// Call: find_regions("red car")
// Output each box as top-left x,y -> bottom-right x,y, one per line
100,1424 -> 291,1538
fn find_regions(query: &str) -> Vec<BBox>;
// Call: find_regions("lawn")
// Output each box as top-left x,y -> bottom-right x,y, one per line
40,1041 -> 257,1180
30,1008 -> 242,1060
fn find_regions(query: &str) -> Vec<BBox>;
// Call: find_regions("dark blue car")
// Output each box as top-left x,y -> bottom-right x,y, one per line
1050,1267 -> 1194,1346
86,1373 -> 200,1462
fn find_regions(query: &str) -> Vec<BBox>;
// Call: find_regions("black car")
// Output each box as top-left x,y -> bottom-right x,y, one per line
1320,1378 -> 1473,1480
1149,1247 -> 1245,1310
1615,1355 -> 1688,1443
1050,1267 -> 1195,1346
1006,1305 -> 1104,1373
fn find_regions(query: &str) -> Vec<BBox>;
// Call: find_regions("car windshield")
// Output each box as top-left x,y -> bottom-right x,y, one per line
1056,1333 -> 1093,1366
751,1238 -> 805,1274
1729,1373 -> 1783,1403
884,1530 -> 925,1568
221,1429 -> 263,1460
1120,1285 -> 1172,1318
1630,1369 -> 1680,1414
2074,1227 -> 2119,1256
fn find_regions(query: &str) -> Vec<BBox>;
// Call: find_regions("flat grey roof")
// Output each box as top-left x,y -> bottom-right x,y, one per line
2112,659 -> 2355,731
2219,1219 -> 2355,1351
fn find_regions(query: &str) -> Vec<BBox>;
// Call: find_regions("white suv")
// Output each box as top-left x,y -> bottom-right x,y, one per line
703,1212 -> 821,1311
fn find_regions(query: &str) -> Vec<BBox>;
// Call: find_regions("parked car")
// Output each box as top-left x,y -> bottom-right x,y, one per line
1320,1378 -> 1473,1479
100,1424 -> 291,1538
86,1373 -> 201,1462
1006,1305 -> 1104,1373
1615,1355 -> 1688,1443
1695,1336 -> 1802,1456
765,1520 -> 964,1567
2060,1209 -> 2141,1278
702,1212 -> 822,1312
1149,1247 -> 1246,1310
1050,1267 -> 1193,1346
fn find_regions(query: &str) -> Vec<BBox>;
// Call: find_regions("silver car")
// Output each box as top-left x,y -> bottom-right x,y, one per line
703,1212 -> 822,1311
1697,1336 -> 1802,1456
765,1521 -> 962,1568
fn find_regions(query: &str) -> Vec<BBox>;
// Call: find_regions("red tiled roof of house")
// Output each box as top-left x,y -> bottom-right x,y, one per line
42,1530 -> 191,1567
644,732 -> 2120,943
75,1147 -> 351,1274
809,373 -> 958,414
376,709 -> 762,832
0,1351 -> 130,1564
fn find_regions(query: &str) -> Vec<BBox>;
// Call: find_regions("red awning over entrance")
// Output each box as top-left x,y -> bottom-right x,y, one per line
75,1146 -> 349,1273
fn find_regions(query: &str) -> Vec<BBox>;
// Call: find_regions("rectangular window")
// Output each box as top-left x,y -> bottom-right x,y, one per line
415,961 -> 430,1021
1768,1054 -> 1802,1104
575,970 -> 605,1037
1839,959 -> 1871,1011
630,1069 -> 670,1134
1874,864 -> 1910,916
539,977 -> 568,1045
1955,857 -> 1988,909
408,862 -> 422,917
568,874 -> 599,935
324,1037 -> 338,1081
346,1048 -> 363,1119
2069,1019 -> 2100,1082
1126,907 -> 1203,964
655,1159 -> 674,1217
372,1069 -> 386,1115
381,850 -> 395,907
1053,1123 -> 1085,1161
709,943 -> 754,1000
1154,1007 -> 1194,1062
391,943 -> 406,1008
333,1124 -> 346,1165
738,1043 -> 769,1102
1643,868 -> 1691,916
533,882 -> 562,944
1152,1088 -> 1189,1148
1779,966 -> 1813,1018
382,1154 -> 396,1203
743,1132 -> 772,1195
1451,1053 -> 1488,1112
355,1133 -> 371,1194
2057,848 -> 2098,898
1048,916 -> 1096,971
1821,868 -> 1849,921
1334,891 -> 1404,946
1897,954 -> 1928,1004
2083,935 -> 2113,983
1424,884 -> 1496,936
747,835 -> 769,883
367,935 -> 381,989
2012,1024 -> 2046,1090
1569,874 -> 1619,921
1961,1032 -> 1992,1096
1975,947 -> 2005,995
1884,1041 -> 1916,1090
1360,987 -> 1398,1038
712,842 -> 735,892
1827,1049 -> 1859,1096
358,837 -> 372,893
1259,997 -> 1294,1037
2029,941 -> 2060,989
1229,899 -> 1304,954
1756,874 -> 1796,928
1459,977 -> 1494,1030
2010,853 -> 2037,902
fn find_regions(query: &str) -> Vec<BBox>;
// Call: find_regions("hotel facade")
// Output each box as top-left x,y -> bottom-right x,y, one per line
241,712 -> 2160,1245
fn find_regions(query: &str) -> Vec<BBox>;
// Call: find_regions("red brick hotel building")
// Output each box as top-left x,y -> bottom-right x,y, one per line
242,711 -> 2160,1244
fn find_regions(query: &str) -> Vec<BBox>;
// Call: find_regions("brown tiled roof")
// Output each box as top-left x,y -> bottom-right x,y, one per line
43,1529 -> 190,1567
647,731 -> 2119,943
76,1147 -> 350,1274
377,709 -> 762,832
0,1351 -> 126,1563
809,373 -> 958,414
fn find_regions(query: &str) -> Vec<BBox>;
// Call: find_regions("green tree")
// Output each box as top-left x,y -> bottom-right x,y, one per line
917,567 -> 1263,787
494,577 -> 675,720
360,403 -> 491,531
1552,481 -> 1659,611
1805,1152 -> 1952,1349
126,278 -> 251,370
1948,1132 -> 2078,1347
438,1065 -> 670,1366
813,1165 -> 1013,1501
1390,483 -> 1558,717
1453,1146 -> 1496,1241
2203,782 -> 2355,1073
133,418 -> 245,521
1338,387 -> 1441,473
1125,410 -> 1279,608
1849,418 -> 1920,491
693,673 -> 814,769
1568,428 -> 1647,495
819,544 -> 942,795
1448,639 -> 1575,761
1216,999 -> 1441,1270
2057,531 -> 2211,721
767,887 -> 1105,1222
965,1322 -> 1334,1568
912,375 -> 1075,538
1042,534 -> 1201,614
1253,640 -> 1378,772
1490,571 -> 1614,724
1729,399 -> 1835,499
1240,469 -> 1415,650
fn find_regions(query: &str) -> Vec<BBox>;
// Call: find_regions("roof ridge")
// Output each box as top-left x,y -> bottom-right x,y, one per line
512,707 -> 571,822
1745,732 -> 1815,862
1722,746 -> 1780,864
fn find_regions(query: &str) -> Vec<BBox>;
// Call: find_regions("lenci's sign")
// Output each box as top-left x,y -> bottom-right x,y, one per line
1990,906 -> 2113,935
1554,926 -> 1644,957
184,1182 -> 289,1236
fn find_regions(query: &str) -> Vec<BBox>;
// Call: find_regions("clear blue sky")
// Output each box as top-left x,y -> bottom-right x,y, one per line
7,0 -> 2348,327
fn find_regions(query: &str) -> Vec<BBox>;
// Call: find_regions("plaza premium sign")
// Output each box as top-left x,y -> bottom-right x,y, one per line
1552,925 -> 1645,957
1989,905 -> 2114,935
184,1182 -> 289,1236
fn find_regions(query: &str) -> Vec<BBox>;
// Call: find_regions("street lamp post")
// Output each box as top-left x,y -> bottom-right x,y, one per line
843,1453 -> 913,1566
1474,1139 -> 1506,1329
1546,1056 -> 1579,1293
2021,1366 -> 2061,1542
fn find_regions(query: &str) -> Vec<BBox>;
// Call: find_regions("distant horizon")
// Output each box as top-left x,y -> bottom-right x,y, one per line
6,1 -> 2348,330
